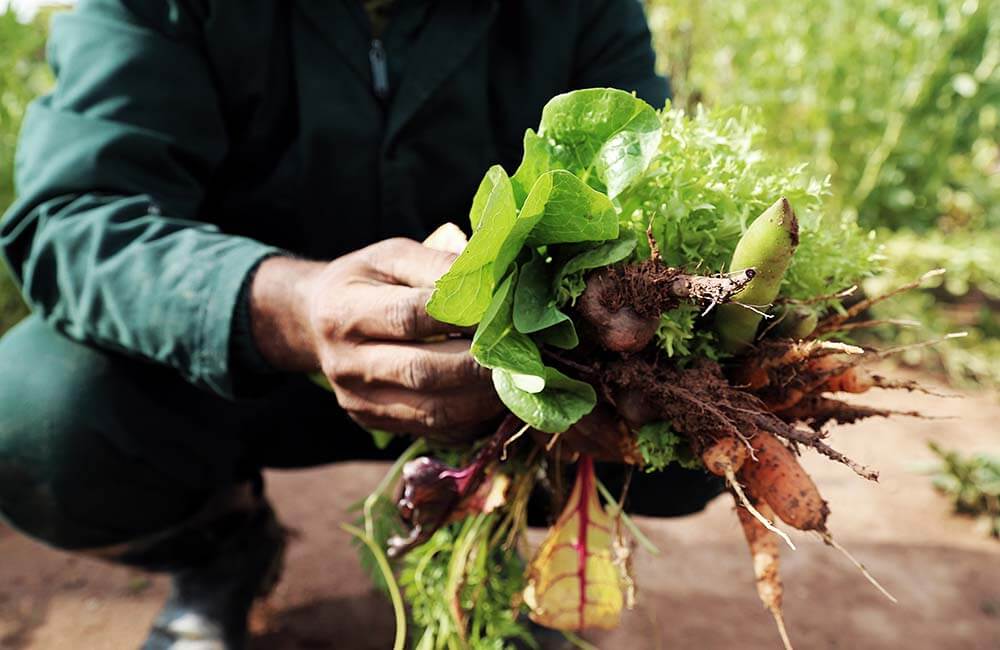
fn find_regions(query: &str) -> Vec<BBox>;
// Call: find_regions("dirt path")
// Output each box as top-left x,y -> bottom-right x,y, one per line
1,375 -> 999,649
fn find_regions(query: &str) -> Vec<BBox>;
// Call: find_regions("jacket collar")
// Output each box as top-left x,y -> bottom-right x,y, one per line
296,0 -> 372,89
384,0 -> 498,143
296,0 -> 499,145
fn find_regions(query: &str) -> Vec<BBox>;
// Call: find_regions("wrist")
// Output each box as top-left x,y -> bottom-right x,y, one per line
249,256 -> 326,372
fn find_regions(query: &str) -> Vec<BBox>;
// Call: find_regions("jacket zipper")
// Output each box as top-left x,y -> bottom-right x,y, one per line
369,39 -> 390,100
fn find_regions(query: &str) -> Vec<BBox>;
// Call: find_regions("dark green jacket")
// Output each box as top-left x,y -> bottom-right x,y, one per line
0,0 -> 667,398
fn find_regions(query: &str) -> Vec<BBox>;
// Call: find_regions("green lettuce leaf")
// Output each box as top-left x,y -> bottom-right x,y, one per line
513,252 -> 567,332
471,270 -> 546,393
521,170 -> 618,246
430,164 -> 619,326
492,366 -> 597,433
468,165 -> 509,233
535,320 -> 579,350
427,166 -> 522,326
512,88 -> 661,200
513,252 -> 579,350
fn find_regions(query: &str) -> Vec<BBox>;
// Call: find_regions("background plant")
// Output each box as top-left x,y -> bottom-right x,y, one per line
924,442 -> 1000,538
646,0 -> 1000,388
0,6 -> 52,335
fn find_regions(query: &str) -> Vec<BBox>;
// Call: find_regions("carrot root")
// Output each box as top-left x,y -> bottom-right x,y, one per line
728,468 -> 796,551
772,610 -> 794,650
735,494 -> 794,650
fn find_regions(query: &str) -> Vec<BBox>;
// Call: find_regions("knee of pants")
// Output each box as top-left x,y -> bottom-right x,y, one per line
0,316 -> 215,550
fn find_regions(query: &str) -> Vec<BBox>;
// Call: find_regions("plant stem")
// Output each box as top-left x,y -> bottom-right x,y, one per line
342,523 -> 408,650
595,478 -> 661,556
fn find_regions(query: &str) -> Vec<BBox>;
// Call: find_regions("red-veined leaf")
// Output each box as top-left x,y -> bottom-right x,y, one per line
523,455 -> 624,630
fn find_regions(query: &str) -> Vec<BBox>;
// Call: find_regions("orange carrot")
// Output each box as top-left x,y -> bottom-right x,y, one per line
735,495 -> 793,650
701,436 -> 747,477
703,436 -> 796,550
740,432 -> 829,532
741,435 -> 898,602
823,367 -> 874,393
731,364 -> 771,390
765,388 -> 805,413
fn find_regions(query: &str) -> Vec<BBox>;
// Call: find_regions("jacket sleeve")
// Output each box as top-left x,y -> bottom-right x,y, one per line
0,0 -> 281,398
571,0 -> 671,108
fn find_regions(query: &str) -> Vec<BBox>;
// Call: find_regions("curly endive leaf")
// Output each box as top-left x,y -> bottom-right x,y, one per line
523,456 -> 624,631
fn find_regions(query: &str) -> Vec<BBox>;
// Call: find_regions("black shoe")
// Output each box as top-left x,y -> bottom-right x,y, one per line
139,503 -> 286,650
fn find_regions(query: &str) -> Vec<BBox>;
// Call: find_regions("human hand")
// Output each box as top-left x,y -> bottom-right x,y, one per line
250,238 -> 504,441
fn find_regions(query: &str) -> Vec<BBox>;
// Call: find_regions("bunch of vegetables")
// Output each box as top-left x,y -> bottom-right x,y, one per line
349,88 -> 945,649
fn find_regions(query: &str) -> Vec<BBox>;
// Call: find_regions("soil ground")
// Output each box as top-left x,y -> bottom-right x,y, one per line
1,373 -> 999,650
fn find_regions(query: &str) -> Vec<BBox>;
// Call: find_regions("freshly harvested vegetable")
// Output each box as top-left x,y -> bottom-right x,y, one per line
700,436 -> 748,478
387,416 -> 521,556
740,432 -> 829,532
351,88 -> 941,648
771,305 -> 819,339
523,456 -> 625,631
735,493 -> 792,650
715,197 -> 799,353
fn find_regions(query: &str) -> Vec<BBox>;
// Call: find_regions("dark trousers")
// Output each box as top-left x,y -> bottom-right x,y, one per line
0,316 -> 722,552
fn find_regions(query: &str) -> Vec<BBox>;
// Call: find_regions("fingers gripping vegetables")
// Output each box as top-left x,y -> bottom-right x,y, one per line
351,88 -> 940,648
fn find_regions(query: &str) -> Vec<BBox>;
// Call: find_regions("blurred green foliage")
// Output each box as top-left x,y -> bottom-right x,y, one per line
926,442 -> 1000,538
647,0 -> 1000,388
0,7 -> 52,335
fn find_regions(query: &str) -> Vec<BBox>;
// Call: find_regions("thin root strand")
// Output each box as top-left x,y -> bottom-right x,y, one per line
816,268 -> 946,335
772,609 -> 794,650
779,429 -> 880,481
876,332 -> 968,358
818,532 -> 898,604
501,423 -> 532,461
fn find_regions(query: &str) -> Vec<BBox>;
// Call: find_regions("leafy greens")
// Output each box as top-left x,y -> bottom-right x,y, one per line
426,88 -> 878,434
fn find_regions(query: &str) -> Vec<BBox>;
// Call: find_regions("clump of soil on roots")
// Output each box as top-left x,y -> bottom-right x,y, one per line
597,261 -> 757,320
599,356 -> 880,482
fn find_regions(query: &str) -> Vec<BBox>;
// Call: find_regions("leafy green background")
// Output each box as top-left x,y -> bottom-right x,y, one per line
0,7 -> 51,336
1,2 -> 999,387
647,0 -> 1000,387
